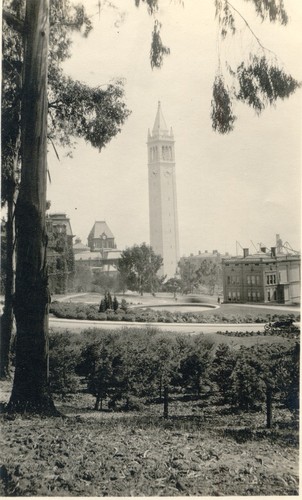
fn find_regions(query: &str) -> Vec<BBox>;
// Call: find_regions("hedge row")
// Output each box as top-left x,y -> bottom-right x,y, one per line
49,301 -> 299,325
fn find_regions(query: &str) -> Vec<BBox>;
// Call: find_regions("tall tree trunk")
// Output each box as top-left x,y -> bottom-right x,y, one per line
7,0 -> 58,415
0,180 -> 17,379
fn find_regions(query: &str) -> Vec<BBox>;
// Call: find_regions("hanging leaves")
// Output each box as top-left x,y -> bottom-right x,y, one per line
48,72 -> 131,151
150,20 -> 170,69
135,0 -> 159,15
235,56 -> 301,113
215,0 -> 236,38
243,0 -> 288,25
211,75 -> 236,134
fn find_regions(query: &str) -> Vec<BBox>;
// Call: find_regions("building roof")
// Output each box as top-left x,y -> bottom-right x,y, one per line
152,101 -> 169,135
223,252 -> 300,264
47,212 -> 73,237
73,241 -> 90,253
74,252 -> 102,261
88,221 -> 114,240
104,250 -> 122,260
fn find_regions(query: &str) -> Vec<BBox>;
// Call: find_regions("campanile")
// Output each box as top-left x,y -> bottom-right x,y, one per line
147,102 -> 180,278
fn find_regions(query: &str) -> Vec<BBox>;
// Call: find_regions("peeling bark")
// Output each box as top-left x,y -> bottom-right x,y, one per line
7,0 -> 58,415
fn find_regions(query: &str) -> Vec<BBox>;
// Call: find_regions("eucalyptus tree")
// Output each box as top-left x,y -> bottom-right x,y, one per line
1,0 -> 130,380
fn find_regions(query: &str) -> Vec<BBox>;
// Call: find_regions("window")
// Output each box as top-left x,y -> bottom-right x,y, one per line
252,291 -> 256,301
267,290 -> 271,301
251,276 -> 255,285
236,291 -> 240,301
257,291 -> 260,301
228,291 -> 231,301
227,276 -> 231,284
247,291 -> 251,301
256,276 -> 260,285
247,276 -> 250,285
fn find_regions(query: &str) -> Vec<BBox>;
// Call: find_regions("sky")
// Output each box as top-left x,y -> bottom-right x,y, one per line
47,0 -> 302,257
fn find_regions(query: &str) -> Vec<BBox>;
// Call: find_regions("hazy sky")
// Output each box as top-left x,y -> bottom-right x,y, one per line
47,0 -> 302,256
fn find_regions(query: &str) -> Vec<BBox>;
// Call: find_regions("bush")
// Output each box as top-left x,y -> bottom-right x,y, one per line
49,331 -> 82,397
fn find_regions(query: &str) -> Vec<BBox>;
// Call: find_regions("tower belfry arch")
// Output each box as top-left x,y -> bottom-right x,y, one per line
147,102 -> 180,278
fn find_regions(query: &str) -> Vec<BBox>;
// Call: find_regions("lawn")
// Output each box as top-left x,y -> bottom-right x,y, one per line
54,292 -> 299,320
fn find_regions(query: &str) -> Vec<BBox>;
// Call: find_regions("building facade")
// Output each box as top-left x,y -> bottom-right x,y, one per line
88,221 -> 117,255
222,247 -> 300,305
147,102 -> 180,278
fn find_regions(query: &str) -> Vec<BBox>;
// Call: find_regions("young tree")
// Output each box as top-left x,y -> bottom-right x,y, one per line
178,260 -> 198,294
117,243 -> 163,296
210,343 -> 236,404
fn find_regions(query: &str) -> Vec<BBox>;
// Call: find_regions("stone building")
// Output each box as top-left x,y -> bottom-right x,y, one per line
74,224 -> 121,292
222,245 -> 300,305
88,221 -> 116,255
147,102 -> 180,278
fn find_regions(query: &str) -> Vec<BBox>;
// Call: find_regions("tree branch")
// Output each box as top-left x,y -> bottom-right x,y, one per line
225,0 -> 276,56
3,10 -> 24,34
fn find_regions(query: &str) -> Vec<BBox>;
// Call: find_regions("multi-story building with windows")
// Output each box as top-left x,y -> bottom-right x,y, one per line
222,246 -> 300,305
88,221 -> 117,255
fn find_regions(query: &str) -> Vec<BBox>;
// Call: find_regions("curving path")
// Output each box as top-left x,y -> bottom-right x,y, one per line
49,316 -> 292,334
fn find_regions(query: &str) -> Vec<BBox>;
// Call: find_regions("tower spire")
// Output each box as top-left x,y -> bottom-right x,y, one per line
152,101 -> 168,135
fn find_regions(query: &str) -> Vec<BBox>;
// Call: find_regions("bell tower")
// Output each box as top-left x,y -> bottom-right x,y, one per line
147,102 -> 180,278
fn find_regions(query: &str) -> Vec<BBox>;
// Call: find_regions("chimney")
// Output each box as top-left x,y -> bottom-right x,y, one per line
243,248 -> 249,258
271,247 -> 276,258
260,246 -> 266,253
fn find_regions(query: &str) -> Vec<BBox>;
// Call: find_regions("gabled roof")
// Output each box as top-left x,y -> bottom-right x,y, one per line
88,221 -> 114,240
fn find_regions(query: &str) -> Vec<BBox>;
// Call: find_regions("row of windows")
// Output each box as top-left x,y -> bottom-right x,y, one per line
226,275 -> 261,285
226,275 -> 278,286
150,146 -> 173,161
247,291 -> 261,301
266,273 -> 276,284
247,275 -> 261,285
228,291 -> 240,301
267,289 -> 277,301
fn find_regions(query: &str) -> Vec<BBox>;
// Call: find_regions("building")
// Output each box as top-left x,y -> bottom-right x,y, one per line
222,245 -> 300,305
147,102 -> 180,278
88,221 -> 116,255
73,224 -> 121,292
